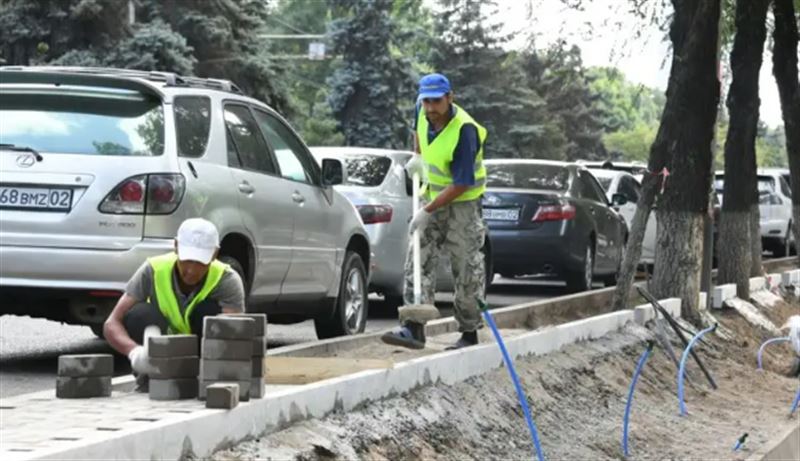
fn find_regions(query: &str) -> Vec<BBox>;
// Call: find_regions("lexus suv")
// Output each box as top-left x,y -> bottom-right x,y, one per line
0,66 -> 370,339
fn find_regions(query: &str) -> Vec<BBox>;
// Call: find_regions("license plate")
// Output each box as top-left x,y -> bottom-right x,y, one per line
483,208 -> 520,221
0,186 -> 73,211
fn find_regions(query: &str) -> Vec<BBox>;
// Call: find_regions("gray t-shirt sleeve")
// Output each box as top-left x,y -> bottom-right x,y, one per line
211,268 -> 245,311
125,261 -> 153,302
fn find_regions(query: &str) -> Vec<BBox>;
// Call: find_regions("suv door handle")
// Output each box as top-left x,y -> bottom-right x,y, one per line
292,192 -> 305,204
238,182 -> 255,194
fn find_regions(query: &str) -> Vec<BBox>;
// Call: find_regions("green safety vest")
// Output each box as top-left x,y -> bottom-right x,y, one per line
417,103 -> 488,202
149,253 -> 227,334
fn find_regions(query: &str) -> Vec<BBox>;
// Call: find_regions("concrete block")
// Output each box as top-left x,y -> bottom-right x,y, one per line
252,337 -> 267,357
766,273 -> 781,289
148,335 -> 198,358
660,298 -> 682,318
222,313 -> 266,336
201,339 -> 252,360
149,378 -> 198,401
633,304 -> 655,325
251,377 -> 264,399
57,354 -> 113,378
203,317 -> 255,340
781,271 -> 794,288
205,383 -> 239,409
251,357 -> 264,377
199,380 -> 250,401
698,292 -> 708,311
149,357 -> 199,379
200,359 -> 252,381
749,276 -> 766,292
56,376 -> 111,399
712,284 -> 737,309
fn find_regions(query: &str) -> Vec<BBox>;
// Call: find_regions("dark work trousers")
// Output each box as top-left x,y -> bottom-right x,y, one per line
122,299 -> 222,345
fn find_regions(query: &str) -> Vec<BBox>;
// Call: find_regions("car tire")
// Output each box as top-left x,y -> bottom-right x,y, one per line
89,323 -> 105,339
566,241 -> 594,293
314,251 -> 368,339
384,295 -> 404,311
773,221 -> 793,257
218,255 -> 249,308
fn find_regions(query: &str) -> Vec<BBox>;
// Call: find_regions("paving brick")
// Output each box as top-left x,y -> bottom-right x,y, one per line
252,336 -> 267,357
149,378 -> 198,401
147,335 -> 198,358
56,377 -> 111,399
250,377 -> 264,399
203,317 -> 255,340
201,339 -> 252,360
200,359 -> 251,381
57,354 -> 113,378
205,383 -> 239,409
199,380 -> 250,401
149,357 -> 199,379
251,357 -> 264,377
222,313 -> 266,336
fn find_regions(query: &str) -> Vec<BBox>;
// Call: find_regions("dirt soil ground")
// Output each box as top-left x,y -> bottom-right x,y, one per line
213,295 -> 800,461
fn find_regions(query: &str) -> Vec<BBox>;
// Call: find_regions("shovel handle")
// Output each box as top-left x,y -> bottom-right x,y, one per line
412,171 -> 422,304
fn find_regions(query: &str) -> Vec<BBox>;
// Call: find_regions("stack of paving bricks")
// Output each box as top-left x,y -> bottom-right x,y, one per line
200,315 -> 261,401
56,354 -> 113,398
148,335 -> 200,400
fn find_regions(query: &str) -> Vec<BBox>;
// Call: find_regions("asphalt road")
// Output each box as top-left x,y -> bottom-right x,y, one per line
0,276 -> 569,399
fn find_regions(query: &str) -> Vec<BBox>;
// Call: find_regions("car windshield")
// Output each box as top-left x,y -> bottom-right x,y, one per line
0,88 -> 164,156
337,155 -> 392,187
486,163 -> 570,190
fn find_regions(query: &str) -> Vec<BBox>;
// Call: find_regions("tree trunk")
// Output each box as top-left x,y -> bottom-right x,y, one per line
612,0 -> 722,326
717,0 -> 770,297
773,0 -> 800,267
750,203 -> 764,276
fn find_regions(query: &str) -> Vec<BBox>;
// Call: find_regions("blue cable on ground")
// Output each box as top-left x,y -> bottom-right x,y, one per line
678,323 -> 717,416
622,340 -> 654,458
477,298 -> 545,461
757,337 -> 790,370
790,386 -> 800,416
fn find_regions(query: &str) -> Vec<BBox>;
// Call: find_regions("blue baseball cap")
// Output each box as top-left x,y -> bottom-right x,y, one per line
418,73 -> 451,99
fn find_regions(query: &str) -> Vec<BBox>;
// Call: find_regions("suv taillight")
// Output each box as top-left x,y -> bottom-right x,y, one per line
356,204 -> 393,224
532,202 -> 576,222
99,174 -> 185,215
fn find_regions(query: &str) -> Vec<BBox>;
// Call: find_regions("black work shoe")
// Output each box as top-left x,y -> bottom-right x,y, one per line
445,331 -> 478,350
381,322 -> 426,349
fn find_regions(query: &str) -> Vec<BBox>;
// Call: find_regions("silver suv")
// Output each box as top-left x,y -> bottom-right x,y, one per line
0,67 -> 370,339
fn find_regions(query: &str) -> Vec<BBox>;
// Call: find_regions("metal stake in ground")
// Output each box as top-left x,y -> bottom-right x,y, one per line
477,298 -> 545,461
637,286 -> 718,390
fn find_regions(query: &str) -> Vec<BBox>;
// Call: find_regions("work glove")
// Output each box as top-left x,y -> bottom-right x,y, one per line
405,155 -> 424,178
409,208 -> 432,235
127,346 -> 154,375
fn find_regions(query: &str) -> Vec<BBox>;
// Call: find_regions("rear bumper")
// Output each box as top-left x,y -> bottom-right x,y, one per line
0,238 -> 174,292
489,228 -> 582,277
761,219 -> 788,239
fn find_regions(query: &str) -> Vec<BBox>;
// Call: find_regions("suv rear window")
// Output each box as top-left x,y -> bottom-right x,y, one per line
0,89 -> 164,156
486,163 -> 570,190
339,155 -> 392,187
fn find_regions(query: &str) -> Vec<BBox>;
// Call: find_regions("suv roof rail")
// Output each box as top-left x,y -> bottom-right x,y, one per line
0,66 -> 243,95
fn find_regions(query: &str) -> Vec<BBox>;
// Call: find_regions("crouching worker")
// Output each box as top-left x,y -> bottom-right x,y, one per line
103,218 -> 245,385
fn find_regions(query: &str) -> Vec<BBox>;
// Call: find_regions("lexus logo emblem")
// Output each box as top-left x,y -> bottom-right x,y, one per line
16,154 -> 35,168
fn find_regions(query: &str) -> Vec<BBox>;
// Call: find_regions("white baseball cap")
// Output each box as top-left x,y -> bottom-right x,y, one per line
176,218 -> 219,264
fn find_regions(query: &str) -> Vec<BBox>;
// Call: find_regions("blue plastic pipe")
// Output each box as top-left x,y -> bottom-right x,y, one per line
757,337 -> 790,370
622,341 -> 654,457
678,324 -> 717,416
790,386 -> 800,416
477,298 -> 545,461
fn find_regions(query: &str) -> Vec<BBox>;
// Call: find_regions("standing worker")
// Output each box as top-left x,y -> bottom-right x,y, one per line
382,73 -> 488,350
103,218 -> 245,387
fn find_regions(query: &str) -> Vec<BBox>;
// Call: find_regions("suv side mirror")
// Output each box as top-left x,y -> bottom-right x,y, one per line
321,158 -> 344,187
611,193 -> 628,206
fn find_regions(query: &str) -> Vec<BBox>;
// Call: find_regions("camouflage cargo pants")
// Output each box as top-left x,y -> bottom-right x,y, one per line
403,199 -> 486,332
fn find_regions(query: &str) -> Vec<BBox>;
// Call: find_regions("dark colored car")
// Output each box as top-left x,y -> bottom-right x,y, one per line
482,159 -> 628,292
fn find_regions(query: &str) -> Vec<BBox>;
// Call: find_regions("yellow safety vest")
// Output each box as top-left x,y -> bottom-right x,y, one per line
416,103 -> 487,202
149,253 -> 227,334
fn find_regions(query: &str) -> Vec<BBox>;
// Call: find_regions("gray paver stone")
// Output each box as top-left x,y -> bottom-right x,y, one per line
251,357 -> 264,377
199,380 -> 250,401
252,336 -> 267,357
56,376 -> 112,399
250,377 -> 264,399
200,359 -> 251,381
149,378 -> 198,401
148,335 -> 198,358
57,354 -> 114,377
205,383 -> 239,409
203,317 -> 255,340
201,339 -> 252,360
149,357 -> 200,379
221,313 -> 266,336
